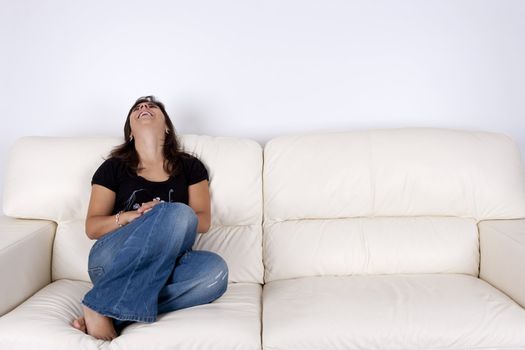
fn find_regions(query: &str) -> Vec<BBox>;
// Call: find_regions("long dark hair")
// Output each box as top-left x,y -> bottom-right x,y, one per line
109,95 -> 190,176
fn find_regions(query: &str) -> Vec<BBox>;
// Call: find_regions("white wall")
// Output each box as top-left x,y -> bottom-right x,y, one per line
1,0 -> 525,214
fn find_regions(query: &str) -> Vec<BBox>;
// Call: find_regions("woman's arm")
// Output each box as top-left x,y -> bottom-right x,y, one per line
85,184 -> 142,240
188,179 -> 211,234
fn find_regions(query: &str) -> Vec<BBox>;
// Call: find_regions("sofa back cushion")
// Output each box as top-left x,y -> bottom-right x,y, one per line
3,135 -> 263,283
263,128 -> 525,282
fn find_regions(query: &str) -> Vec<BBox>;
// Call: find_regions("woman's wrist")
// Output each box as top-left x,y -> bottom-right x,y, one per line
115,210 -> 125,227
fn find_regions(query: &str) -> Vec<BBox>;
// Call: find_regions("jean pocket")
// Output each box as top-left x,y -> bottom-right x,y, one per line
88,266 -> 105,284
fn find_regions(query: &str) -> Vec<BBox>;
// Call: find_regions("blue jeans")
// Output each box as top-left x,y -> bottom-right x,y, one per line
81,202 -> 228,329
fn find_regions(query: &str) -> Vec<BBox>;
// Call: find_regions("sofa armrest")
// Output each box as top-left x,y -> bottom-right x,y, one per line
0,216 -> 56,316
479,219 -> 525,308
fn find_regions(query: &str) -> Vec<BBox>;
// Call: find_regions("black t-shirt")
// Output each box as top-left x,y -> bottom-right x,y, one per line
91,155 -> 209,215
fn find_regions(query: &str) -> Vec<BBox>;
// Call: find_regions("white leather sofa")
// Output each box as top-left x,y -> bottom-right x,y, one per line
1,128 -> 525,350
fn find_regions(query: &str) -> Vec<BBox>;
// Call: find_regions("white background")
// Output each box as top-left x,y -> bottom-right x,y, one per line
1,0 -> 524,214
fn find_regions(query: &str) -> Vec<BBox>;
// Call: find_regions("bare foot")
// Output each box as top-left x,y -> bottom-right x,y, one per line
82,305 -> 117,341
72,316 -> 87,333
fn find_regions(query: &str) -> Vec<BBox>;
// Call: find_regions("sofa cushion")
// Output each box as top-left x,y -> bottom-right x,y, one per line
264,216 -> 479,282
53,219 -> 263,283
264,129 -> 525,222
3,137 -> 118,222
262,274 -> 525,350
0,279 -> 262,350
4,135 -> 263,226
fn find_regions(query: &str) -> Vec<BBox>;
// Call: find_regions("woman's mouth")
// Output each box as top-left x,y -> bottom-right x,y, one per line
138,111 -> 153,119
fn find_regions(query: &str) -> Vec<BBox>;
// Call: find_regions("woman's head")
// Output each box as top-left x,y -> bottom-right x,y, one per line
124,95 -> 175,143
110,95 -> 187,176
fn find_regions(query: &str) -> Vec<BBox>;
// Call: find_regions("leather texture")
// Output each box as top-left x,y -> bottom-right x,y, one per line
52,219 -> 263,283
3,137 -> 118,222
479,219 -> 525,308
0,216 -> 55,316
264,216 -> 479,282
263,274 -> 525,350
2,129 -> 525,349
262,128 -> 525,282
263,128 -> 525,221
4,135 -> 264,226
0,280 -> 262,350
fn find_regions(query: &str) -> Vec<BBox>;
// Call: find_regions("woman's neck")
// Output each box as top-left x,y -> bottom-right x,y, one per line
134,134 -> 165,169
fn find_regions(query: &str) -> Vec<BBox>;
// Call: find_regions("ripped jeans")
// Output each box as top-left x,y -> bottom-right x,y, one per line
81,202 -> 228,329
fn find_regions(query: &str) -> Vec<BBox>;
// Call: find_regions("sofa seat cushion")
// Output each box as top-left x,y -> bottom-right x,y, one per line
263,274 -> 525,350
0,279 -> 262,350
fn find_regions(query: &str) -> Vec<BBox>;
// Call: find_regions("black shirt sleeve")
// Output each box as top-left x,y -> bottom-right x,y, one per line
185,155 -> 209,185
91,158 -> 119,192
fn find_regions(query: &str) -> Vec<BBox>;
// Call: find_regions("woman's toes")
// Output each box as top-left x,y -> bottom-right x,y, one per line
72,317 -> 87,333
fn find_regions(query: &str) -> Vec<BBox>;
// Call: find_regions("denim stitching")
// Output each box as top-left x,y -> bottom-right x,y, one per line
82,299 -> 156,323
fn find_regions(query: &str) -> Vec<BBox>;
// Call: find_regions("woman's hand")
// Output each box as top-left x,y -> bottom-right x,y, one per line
85,187 -> 166,239
137,198 -> 163,214
120,210 -> 142,225
118,199 -> 162,225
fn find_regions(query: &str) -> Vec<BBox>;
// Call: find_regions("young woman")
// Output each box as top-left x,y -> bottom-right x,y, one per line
72,96 -> 228,340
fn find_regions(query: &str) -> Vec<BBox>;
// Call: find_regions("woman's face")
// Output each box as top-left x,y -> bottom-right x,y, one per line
129,101 -> 167,137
